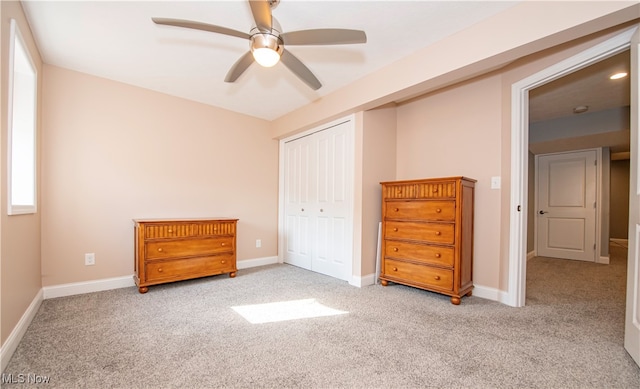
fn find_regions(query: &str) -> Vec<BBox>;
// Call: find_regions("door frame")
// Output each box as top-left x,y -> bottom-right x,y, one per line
534,148 -> 604,263
508,26 -> 638,308
277,115 -> 356,283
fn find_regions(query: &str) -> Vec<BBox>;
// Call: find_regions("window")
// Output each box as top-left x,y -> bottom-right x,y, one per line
7,19 -> 37,215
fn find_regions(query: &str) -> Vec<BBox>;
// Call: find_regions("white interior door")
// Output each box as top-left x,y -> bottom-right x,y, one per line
283,135 -> 313,269
282,120 -> 354,281
625,26 -> 640,367
537,150 -> 597,261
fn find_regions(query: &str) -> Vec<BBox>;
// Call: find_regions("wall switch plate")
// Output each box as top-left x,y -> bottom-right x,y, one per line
491,176 -> 501,189
256,239 -> 262,248
85,253 -> 95,266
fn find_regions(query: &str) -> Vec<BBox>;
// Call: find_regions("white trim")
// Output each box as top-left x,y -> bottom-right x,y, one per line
471,284 -> 510,304
352,273 -> 376,287
508,26 -> 638,308
527,251 -> 536,261
598,256 -> 610,265
43,275 -> 135,299
237,256 -> 278,269
0,289 -> 43,372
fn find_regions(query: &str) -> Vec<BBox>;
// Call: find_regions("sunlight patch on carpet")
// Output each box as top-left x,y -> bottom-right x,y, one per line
232,298 -> 348,324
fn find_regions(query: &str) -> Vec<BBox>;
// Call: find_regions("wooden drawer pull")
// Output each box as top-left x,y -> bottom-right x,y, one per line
221,260 -> 226,264
394,208 -> 399,212
436,208 -> 441,213
434,275 -> 440,280
393,267 -> 398,271
435,231 -> 441,236
393,228 -> 398,232
167,229 -> 173,233
435,253 -> 441,258
158,268 -> 163,273
393,247 -> 398,252
221,243 -> 226,246
157,248 -> 163,252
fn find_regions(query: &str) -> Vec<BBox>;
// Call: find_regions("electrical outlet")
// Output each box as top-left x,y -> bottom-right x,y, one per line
256,239 -> 262,248
85,253 -> 95,266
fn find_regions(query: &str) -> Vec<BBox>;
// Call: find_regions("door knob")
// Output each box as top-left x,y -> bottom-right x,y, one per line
539,210 -> 548,215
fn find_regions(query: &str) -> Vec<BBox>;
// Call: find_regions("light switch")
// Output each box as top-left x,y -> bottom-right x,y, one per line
491,176 -> 501,189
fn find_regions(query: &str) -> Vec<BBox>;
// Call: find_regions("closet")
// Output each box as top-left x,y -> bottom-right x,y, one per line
280,118 -> 354,281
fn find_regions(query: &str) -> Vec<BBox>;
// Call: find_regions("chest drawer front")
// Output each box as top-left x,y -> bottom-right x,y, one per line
385,241 -> 454,267
146,236 -> 234,260
385,221 -> 454,244
382,184 -> 416,199
146,254 -> 235,283
384,259 -> 453,291
143,221 -> 236,239
415,181 -> 456,199
385,200 -> 455,221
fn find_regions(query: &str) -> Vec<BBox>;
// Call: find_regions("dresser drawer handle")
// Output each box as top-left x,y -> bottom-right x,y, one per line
393,228 -> 398,232
221,260 -> 226,264
393,247 -> 398,252
436,208 -> 441,213
435,231 -> 441,236
158,268 -> 163,273
394,208 -> 399,212
157,248 -> 163,252
221,243 -> 226,246
434,275 -> 440,280
393,267 -> 398,271
435,253 -> 441,258
433,188 -> 439,193
167,229 -> 173,233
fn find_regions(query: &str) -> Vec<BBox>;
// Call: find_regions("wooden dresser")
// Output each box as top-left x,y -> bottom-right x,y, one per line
379,177 -> 475,304
133,218 -> 238,293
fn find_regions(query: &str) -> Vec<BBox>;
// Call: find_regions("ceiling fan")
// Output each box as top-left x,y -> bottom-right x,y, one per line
152,0 -> 367,90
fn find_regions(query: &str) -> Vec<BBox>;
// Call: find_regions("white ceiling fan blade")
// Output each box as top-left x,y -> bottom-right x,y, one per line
249,0 -> 272,33
281,49 -> 321,90
225,51 -> 255,83
280,29 -> 367,45
152,18 -> 251,40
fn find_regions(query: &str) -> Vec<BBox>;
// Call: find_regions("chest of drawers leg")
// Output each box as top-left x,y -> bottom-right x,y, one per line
380,177 -> 475,305
134,218 -> 238,293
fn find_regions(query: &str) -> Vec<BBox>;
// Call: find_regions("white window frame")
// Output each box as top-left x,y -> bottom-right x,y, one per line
7,18 -> 38,215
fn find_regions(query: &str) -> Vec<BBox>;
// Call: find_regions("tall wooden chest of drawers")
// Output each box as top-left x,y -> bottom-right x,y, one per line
134,218 -> 238,293
380,177 -> 475,304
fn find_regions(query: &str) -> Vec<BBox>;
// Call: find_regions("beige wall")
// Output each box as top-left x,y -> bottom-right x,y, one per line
1,1 -> 43,347
40,65 -> 278,286
395,74 -> 504,289
358,106 -> 397,276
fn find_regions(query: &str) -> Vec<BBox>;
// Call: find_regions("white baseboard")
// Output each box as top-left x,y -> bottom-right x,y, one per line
351,273 -> 376,287
527,250 -> 536,260
598,255 -> 610,265
0,289 -> 43,372
471,284 -> 508,303
43,275 -> 135,299
41,256 -> 280,299
237,256 -> 279,269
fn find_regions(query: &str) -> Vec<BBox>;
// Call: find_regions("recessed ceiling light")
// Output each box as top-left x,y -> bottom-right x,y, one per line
573,105 -> 589,114
610,72 -> 628,80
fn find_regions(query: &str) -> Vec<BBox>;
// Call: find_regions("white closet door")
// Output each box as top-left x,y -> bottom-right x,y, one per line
282,119 -> 354,282
283,134 -> 313,269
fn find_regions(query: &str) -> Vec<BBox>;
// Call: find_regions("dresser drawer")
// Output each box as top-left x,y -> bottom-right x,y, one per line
384,259 -> 453,291
146,236 -> 234,260
382,183 -> 416,199
146,254 -> 235,283
385,200 -> 455,221
385,221 -> 454,244
385,240 -> 454,267
415,180 -> 456,199
143,221 -> 236,239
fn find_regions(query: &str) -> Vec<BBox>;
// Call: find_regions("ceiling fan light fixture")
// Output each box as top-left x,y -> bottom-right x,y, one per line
251,34 -> 282,67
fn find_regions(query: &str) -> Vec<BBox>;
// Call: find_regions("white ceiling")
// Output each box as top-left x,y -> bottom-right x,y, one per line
22,0 -> 520,121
